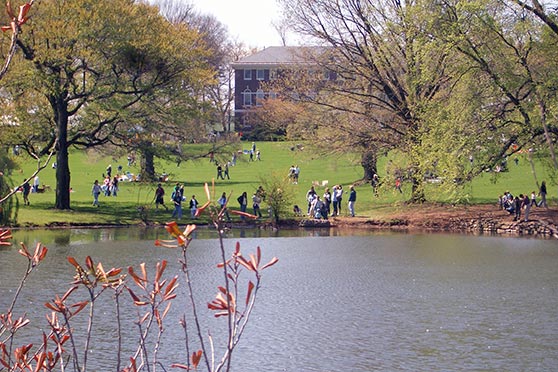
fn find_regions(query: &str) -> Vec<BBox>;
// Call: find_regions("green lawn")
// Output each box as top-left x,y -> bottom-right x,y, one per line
4,142 -> 555,227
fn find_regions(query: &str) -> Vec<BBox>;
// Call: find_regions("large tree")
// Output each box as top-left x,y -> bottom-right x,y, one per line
426,0 -> 558,188
275,0 -> 453,201
0,0 -> 209,209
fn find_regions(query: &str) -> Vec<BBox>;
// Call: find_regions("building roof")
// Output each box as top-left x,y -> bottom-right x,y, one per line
231,46 -> 327,69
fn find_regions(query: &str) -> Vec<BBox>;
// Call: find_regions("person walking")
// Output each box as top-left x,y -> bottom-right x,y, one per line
22,179 -> 31,205
348,185 -> 357,217
224,162 -> 230,179
216,164 -> 224,180
92,180 -> 102,207
537,181 -> 548,208
154,183 -> 168,210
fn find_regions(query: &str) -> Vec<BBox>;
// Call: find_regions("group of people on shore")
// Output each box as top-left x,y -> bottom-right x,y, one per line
498,181 -> 549,222
300,184 -> 357,219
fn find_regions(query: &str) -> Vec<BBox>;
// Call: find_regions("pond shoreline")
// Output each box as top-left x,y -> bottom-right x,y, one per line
10,203 -> 558,239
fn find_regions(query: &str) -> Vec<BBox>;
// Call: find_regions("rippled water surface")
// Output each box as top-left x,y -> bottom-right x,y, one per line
2,228 -> 558,371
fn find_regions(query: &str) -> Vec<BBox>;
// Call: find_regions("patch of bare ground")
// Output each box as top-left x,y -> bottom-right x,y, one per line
328,203 -> 558,238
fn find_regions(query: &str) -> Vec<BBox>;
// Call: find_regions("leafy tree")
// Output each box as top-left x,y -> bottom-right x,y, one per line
0,0 -> 210,209
429,0 -> 558,189
259,172 -> 296,224
275,0 -> 454,202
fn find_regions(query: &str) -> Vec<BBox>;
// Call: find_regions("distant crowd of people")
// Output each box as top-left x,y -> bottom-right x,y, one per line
296,183 -> 357,219
498,180 -> 548,222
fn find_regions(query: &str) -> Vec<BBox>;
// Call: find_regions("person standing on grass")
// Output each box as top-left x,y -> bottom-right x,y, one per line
336,185 -> 344,215
218,192 -> 231,221
538,181 -> 548,208
323,187 -> 331,217
331,185 -> 338,216
171,187 -> 183,219
92,180 -> 102,207
252,192 -> 262,218
32,175 -> 40,193
514,195 -> 522,221
294,165 -> 300,184
522,193 -> 531,222
348,185 -> 357,217
306,186 -> 317,215
237,192 -> 248,220
22,179 -> 31,206
189,195 -> 199,219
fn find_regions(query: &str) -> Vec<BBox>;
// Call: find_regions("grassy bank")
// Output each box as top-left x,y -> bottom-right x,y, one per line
4,141 -> 555,227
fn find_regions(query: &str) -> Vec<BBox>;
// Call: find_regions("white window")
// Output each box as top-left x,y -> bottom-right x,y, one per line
256,69 -> 265,80
243,88 -> 252,106
244,69 -> 252,80
256,89 -> 264,105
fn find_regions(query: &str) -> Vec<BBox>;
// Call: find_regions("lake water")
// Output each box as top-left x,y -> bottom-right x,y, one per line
1,227 -> 558,371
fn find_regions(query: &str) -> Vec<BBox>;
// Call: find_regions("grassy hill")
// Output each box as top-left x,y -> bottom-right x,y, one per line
4,141 -> 555,227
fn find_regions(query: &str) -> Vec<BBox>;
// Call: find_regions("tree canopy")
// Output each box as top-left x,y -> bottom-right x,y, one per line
268,0 -> 558,201
0,0 -> 212,209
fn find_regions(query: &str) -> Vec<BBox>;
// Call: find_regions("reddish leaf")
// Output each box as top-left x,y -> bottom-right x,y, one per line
70,301 -> 89,316
192,350 -> 203,368
164,276 -> 179,299
165,221 -> 182,238
170,364 -> 191,370
61,286 -> 78,302
85,256 -> 94,270
155,260 -> 167,283
230,210 -> 259,219
204,182 -> 211,201
106,267 -> 122,277
140,263 -> 147,283
128,267 -> 146,289
18,2 -> 32,23
246,281 -> 255,306
260,257 -> 279,270
67,256 -> 80,269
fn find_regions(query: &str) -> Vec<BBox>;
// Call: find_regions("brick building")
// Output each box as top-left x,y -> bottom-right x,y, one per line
230,46 -> 329,136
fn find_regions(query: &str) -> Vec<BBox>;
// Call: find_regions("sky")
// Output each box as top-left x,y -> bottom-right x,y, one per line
188,0 -> 285,48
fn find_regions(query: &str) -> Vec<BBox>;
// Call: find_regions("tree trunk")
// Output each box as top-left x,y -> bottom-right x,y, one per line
360,150 -> 377,181
54,100 -> 71,210
410,175 -> 425,204
140,147 -> 156,181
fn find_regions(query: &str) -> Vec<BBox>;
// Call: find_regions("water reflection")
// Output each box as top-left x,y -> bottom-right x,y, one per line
2,228 -> 558,371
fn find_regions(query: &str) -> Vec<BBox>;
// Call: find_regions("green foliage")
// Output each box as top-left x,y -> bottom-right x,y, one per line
258,171 -> 296,223
0,149 -> 18,225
